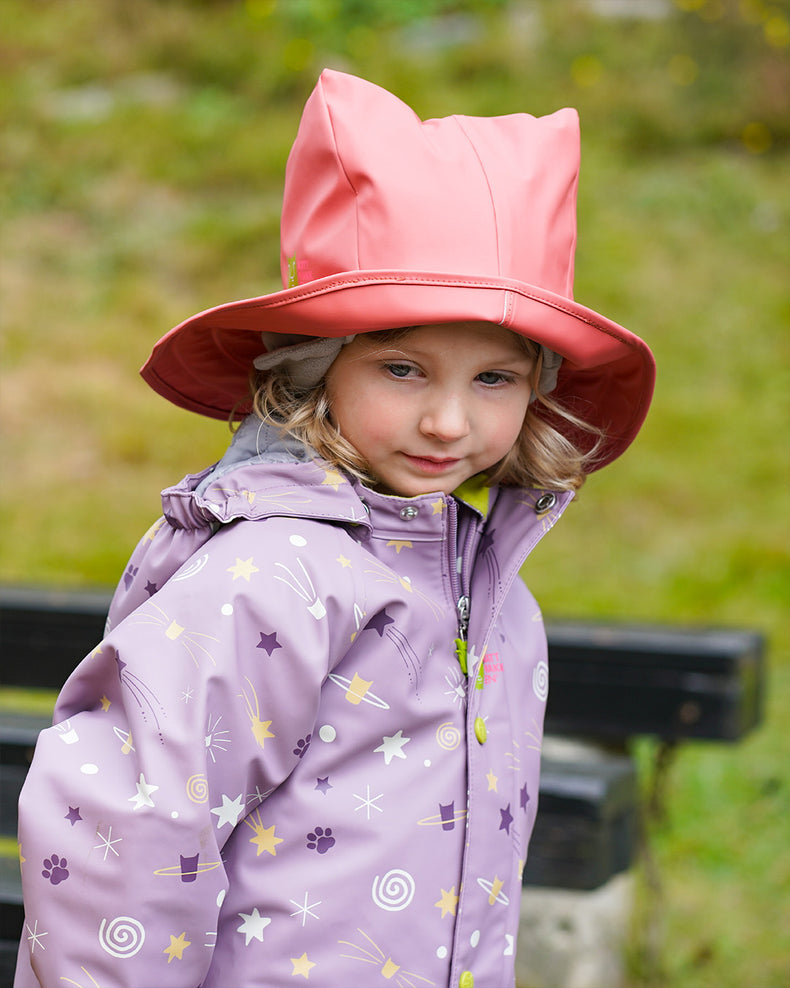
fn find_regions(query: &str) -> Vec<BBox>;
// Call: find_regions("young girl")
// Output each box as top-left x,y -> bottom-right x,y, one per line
16,70 -> 654,987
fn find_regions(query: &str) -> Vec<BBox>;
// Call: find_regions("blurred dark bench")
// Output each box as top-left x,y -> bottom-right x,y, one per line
0,585 -> 766,981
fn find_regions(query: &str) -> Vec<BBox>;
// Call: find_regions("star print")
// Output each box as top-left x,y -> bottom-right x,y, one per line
366,609 -> 395,637
211,793 -> 245,828
94,826 -> 122,860
374,729 -> 410,765
247,784 -> 272,806
237,908 -> 271,945
290,892 -> 322,926
145,581 -> 158,596
321,468 -> 345,490
249,821 -> 283,857
434,886 -> 459,918
353,784 -> 384,820
164,931 -> 191,963
431,499 -> 445,514
520,783 -> 530,811
100,695 -> 111,712
65,806 -> 82,826
257,631 -> 282,655
129,773 -> 159,810
386,540 -> 413,554
486,770 -> 498,792
291,951 -> 317,978
337,554 -> 352,568
315,777 -> 333,795
25,920 -> 48,954
499,803 -> 514,835
227,557 -> 260,582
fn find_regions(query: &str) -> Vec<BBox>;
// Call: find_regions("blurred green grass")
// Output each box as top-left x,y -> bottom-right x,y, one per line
2,1 -> 789,985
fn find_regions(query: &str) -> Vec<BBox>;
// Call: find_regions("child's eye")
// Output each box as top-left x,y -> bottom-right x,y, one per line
476,371 -> 512,386
384,362 -> 417,378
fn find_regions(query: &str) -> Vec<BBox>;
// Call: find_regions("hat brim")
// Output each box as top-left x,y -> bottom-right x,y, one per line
141,270 -> 655,470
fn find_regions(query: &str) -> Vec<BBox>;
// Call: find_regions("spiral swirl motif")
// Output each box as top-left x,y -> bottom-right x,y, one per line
435,721 -> 462,751
371,869 -> 415,911
186,773 -> 209,804
98,916 -> 146,958
532,661 -> 549,702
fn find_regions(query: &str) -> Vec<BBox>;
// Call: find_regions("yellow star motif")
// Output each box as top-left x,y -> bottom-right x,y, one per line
100,695 -> 112,712
337,554 -> 352,568
291,951 -> 317,978
386,540 -> 413,554
249,821 -> 283,857
431,499 -> 445,514
486,769 -> 498,792
163,932 -> 191,963
434,886 -> 459,918
144,518 -> 165,542
321,468 -> 345,490
227,556 -> 260,581
487,875 -> 504,906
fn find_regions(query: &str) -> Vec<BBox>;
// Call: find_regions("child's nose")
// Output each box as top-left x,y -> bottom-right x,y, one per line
419,395 -> 470,442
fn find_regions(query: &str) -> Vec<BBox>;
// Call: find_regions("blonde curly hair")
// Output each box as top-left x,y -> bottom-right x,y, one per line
250,327 -> 603,493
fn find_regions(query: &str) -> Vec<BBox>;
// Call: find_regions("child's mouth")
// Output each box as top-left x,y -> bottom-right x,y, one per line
403,454 -> 462,474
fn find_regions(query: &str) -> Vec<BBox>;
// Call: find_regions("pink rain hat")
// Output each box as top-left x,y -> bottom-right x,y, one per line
142,69 -> 655,469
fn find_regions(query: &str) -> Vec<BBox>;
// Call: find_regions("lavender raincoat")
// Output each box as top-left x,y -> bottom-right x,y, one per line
16,418 -> 572,987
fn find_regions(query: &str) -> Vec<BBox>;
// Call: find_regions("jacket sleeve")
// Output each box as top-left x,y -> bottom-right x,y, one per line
15,517 -> 360,987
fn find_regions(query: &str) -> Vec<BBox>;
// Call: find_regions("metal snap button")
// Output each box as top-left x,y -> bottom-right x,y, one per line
534,492 -> 557,513
400,505 -> 420,520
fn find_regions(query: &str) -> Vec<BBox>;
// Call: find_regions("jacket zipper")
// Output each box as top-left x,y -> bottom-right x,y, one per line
449,498 -> 477,678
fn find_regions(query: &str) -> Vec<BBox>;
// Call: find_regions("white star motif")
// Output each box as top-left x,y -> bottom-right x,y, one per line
210,792 -> 245,828
237,908 -> 271,945
25,920 -> 48,954
94,826 -> 122,860
289,891 -> 322,926
129,773 -> 159,811
353,784 -> 384,820
374,729 -> 411,765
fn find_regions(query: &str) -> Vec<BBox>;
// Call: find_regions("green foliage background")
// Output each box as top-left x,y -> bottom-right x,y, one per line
2,1 -> 788,984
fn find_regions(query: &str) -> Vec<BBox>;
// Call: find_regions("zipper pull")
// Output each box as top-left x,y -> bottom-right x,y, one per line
454,595 -> 470,675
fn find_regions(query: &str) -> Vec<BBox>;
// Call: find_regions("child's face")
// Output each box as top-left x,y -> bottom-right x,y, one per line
325,321 -> 534,498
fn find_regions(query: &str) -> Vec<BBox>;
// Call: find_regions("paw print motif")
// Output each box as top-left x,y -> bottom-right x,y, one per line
123,564 -> 139,590
306,827 -> 335,854
42,854 -> 69,885
293,734 -> 312,759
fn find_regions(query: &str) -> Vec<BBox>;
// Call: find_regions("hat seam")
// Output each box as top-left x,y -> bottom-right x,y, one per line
453,115 -> 502,277
322,81 -> 362,271
212,273 -> 640,350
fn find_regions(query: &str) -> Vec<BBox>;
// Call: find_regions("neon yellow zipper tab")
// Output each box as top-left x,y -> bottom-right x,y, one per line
454,638 -> 468,675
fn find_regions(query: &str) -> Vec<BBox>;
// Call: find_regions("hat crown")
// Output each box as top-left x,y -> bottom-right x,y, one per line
281,70 -> 579,298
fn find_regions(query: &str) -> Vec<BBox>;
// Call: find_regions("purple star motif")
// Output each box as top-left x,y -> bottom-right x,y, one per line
315,777 -> 332,795
365,609 -> 395,637
145,581 -> 158,596
499,803 -> 513,835
65,806 -> 82,826
257,631 -> 282,656
520,783 -> 530,811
